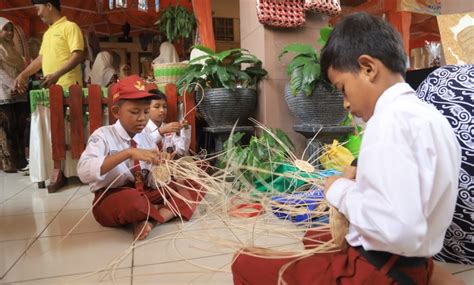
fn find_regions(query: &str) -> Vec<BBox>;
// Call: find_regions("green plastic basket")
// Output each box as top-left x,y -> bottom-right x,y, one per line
153,62 -> 188,84
253,164 -> 317,193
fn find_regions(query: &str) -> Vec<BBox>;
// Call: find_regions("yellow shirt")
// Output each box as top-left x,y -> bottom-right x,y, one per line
39,17 -> 84,88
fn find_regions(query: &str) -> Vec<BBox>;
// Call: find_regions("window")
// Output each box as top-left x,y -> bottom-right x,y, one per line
213,18 -> 234,42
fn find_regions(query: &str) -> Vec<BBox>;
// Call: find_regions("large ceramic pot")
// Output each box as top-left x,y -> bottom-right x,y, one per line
284,82 -> 347,125
196,88 -> 257,127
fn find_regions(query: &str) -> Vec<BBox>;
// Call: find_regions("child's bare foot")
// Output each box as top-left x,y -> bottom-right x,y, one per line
133,221 -> 154,240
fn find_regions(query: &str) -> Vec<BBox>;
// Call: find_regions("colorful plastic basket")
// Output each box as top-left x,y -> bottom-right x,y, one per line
153,62 -> 188,84
253,164 -> 340,193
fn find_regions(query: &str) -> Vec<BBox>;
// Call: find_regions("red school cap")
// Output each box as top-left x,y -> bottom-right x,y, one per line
111,75 -> 159,104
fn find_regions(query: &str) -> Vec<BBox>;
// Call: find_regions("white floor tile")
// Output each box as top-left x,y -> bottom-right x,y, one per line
0,195 -> 73,217
132,255 -> 234,285
12,183 -> 81,200
453,268 -> 474,284
2,231 -> 133,282
6,268 -> 132,285
0,173 -> 33,193
41,209 -> 113,237
0,182 -> 32,203
0,212 -> 57,242
133,220 -> 237,267
0,239 -> 32,279
62,191 -> 94,211
435,261 -> 474,274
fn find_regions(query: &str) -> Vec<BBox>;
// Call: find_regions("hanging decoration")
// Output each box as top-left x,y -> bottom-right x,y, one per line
256,0 -> 306,28
304,0 -> 341,16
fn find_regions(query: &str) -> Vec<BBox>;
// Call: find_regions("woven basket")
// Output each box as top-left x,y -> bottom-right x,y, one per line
284,83 -> 347,125
304,0 -> 341,16
256,0 -> 306,28
153,62 -> 188,84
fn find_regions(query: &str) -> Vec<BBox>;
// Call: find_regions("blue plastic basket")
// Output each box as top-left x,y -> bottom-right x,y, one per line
271,185 -> 329,223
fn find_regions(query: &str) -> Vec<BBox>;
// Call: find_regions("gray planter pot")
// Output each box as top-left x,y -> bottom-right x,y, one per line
284,83 -> 347,125
196,88 -> 257,127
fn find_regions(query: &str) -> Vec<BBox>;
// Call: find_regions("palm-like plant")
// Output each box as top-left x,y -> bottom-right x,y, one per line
177,45 -> 267,94
279,27 -> 332,96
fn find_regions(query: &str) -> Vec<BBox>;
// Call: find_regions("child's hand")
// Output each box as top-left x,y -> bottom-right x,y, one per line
324,176 -> 342,195
130,148 -> 160,165
181,119 -> 190,129
157,151 -> 176,161
325,166 -> 357,196
343,166 -> 357,180
159,122 -> 183,134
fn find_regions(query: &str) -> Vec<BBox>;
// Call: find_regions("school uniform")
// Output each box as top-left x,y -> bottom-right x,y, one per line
143,119 -> 191,155
77,121 -> 203,227
232,83 -> 462,284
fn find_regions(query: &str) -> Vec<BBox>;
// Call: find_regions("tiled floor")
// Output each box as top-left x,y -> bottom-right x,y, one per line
1,172 -> 473,284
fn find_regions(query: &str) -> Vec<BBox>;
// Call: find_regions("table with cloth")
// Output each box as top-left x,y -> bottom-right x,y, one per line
29,87 -> 108,184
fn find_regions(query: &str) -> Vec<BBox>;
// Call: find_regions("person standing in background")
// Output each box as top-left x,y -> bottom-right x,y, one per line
89,51 -> 118,87
14,0 -> 84,92
0,17 -> 28,172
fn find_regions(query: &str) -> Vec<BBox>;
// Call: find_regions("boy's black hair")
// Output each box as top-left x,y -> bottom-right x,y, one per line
148,89 -> 167,101
320,12 -> 407,81
31,0 -> 61,11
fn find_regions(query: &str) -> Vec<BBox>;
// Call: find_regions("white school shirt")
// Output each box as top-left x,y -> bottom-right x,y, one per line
144,119 -> 191,156
77,120 -> 158,192
326,83 -> 461,257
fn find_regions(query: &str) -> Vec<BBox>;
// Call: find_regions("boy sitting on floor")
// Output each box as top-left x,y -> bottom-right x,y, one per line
143,89 -> 191,156
77,75 -> 203,240
231,12 -> 461,285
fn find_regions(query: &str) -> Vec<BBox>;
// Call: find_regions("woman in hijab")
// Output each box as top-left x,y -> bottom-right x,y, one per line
88,51 -> 117,87
0,17 -> 28,172
152,41 -> 179,65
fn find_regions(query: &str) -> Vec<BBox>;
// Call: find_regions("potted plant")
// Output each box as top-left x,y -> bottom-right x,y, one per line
219,129 -> 306,192
177,45 -> 267,127
157,5 -> 196,43
279,27 -> 347,125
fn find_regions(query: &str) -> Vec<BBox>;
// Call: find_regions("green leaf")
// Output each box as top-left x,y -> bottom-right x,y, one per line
290,68 -> 303,96
318,26 -> 333,47
216,66 -> 232,89
233,54 -> 259,65
193,45 -> 216,56
275,129 -> 295,151
279,43 -> 316,60
286,55 -> 309,76
215,48 -> 244,62
225,132 -> 245,149
189,54 -> 210,64
301,62 -> 318,96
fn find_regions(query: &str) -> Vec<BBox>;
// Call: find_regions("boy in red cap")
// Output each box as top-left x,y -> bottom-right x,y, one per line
77,75 -> 203,240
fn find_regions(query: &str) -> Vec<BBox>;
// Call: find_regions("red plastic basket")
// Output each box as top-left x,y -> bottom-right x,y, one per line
256,0 -> 306,28
304,0 -> 341,16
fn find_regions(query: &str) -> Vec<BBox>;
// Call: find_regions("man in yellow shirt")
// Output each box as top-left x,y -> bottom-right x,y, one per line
14,0 -> 84,92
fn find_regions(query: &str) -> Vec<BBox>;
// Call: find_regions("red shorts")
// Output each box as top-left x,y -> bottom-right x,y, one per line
92,179 -> 204,227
